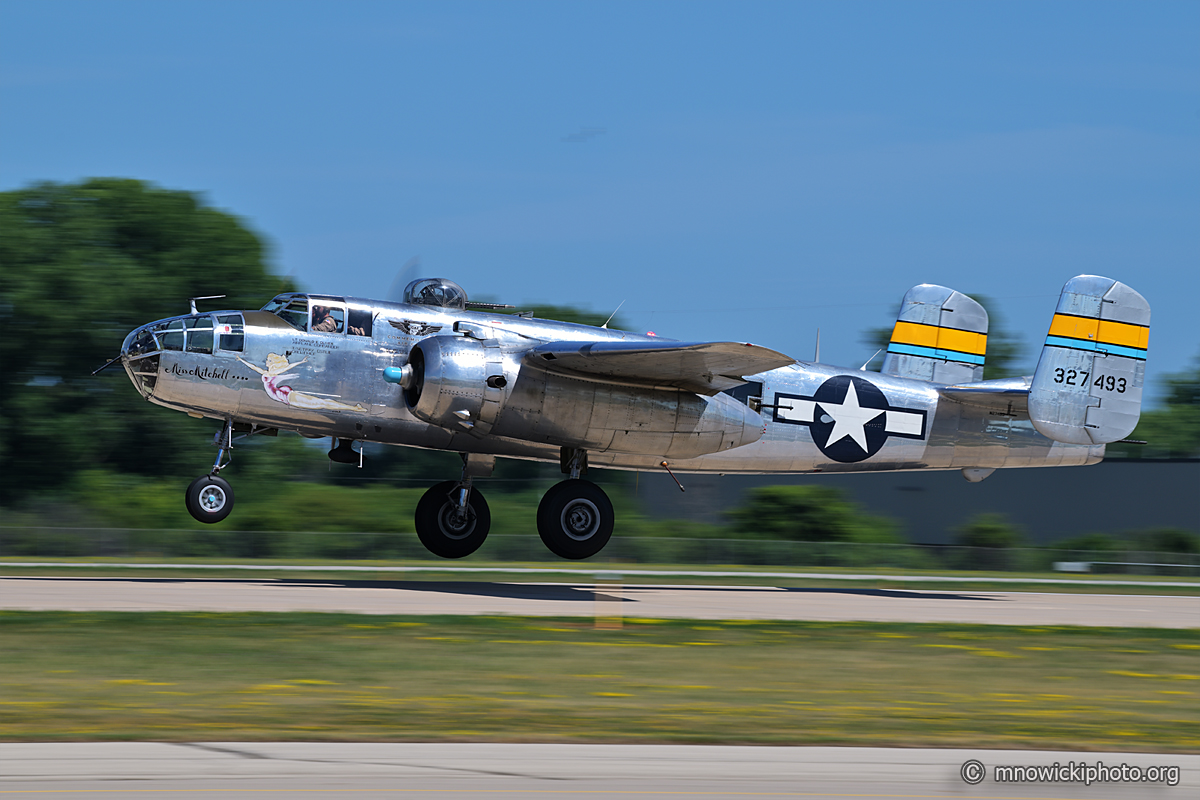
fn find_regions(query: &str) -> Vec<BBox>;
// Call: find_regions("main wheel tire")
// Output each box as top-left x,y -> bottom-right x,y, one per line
414,480 -> 491,559
185,474 -> 235,524
537,479 -> 614,560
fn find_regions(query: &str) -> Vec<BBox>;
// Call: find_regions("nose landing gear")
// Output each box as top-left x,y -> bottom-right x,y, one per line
185,420 -> 236,524
185,474 -> 235,523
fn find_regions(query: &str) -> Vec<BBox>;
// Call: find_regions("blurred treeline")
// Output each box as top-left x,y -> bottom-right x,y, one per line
0,179 -> 606,530
1104,355 -> 1200,460
0,179 -> 291,503
0,179 -> 1196,553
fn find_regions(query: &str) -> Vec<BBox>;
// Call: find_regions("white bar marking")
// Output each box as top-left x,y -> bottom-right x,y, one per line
776,399 -> 815,423
885,410 -> 924,436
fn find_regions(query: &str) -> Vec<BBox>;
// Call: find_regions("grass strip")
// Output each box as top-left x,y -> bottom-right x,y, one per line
2,612 -> 1197,751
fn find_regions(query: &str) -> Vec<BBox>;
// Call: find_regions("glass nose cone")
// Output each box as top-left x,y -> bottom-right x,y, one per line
123,324 -> 160,359
121,324 -> 162,396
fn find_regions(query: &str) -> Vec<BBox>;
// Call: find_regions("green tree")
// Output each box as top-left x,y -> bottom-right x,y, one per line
1130,528 -> 1200,555
1053,532 -> 1125,554
0,179 -> 291,504
726,485 -> 900,543
952,512 -> 1026,571
954,513 -> 1025,549
862,294 -> 1026,380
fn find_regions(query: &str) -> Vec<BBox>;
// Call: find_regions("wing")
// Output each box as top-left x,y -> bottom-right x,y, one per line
524,340 -> 796,395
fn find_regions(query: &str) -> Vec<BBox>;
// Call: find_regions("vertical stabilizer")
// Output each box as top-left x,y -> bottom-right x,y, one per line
1028,275 -> 1149,445
881,284 -> 988,384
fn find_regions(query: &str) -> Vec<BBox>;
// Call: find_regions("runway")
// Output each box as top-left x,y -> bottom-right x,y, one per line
0,742 -> 1193,799
2,575 -> 1197,626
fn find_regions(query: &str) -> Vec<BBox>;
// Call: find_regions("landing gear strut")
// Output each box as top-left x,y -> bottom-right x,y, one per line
414,449 -> 616,560
413,454 -> 493,558
185,420 -> 236,524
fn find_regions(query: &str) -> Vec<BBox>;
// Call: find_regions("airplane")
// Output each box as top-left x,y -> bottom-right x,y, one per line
111,275 -> 1150,560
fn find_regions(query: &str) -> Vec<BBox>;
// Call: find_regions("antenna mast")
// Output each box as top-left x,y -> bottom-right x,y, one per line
189,295 -> 225,314
602,300 -> 626,329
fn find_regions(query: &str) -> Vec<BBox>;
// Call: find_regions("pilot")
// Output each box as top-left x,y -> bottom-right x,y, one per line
311,305 -> 338,333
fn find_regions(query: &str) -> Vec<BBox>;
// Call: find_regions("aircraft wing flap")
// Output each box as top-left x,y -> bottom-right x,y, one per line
525,340 -> 796,395
938,377 -> 1031,412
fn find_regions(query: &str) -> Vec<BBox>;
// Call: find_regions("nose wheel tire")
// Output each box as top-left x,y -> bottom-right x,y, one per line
537,479 -> 614,560
415,480 -> 491,559
185,475 -> 235,524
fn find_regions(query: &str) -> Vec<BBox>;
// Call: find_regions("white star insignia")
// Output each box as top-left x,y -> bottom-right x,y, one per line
819,380 -> 884,452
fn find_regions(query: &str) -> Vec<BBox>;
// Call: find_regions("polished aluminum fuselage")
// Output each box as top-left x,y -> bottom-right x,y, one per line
122,296 -> 1102,475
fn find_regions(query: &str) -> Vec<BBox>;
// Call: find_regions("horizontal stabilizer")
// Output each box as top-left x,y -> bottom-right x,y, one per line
525,340 -> 795,395
881,285 -> 988,384
1028,275 -> 1149,445
938,377 -> 1030,413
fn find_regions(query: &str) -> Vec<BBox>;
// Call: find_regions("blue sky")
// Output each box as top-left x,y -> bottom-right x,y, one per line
3,1 -> 1197,400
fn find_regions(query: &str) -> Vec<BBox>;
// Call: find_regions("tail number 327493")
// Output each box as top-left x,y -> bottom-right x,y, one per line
1053,368 -> 1126,394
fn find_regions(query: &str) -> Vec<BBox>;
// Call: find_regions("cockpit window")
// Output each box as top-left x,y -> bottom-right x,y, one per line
264,294 -> 358,334
402,278 -> 468,311
216,314 -> 244,352
160,319 -> 185,351
347,307 -> 372,337
185,316 -> 214,354
262,296 -> 308,330
274,299 -> 308,330
311,304 -> 344,333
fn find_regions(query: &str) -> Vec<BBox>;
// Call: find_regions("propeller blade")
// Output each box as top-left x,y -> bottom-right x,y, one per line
386,255 -> 422,303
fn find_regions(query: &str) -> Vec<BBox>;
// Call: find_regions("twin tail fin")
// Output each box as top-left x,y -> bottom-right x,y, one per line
890,275 -> 1151,447
1028,275 -> 1150,445
881,285 -> 988,385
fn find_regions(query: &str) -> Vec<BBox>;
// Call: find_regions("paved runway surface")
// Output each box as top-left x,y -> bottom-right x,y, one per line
11,561 -> 1199,586
1,575 -> 1197,626
1,743 -> 1193,799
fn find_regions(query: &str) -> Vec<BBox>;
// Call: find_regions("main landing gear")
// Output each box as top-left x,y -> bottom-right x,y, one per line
413,447 -> 615,561
535,445 -> 613,560
413,454 -> 494,558
414,480 -> 492,558
536,478 -> 614,560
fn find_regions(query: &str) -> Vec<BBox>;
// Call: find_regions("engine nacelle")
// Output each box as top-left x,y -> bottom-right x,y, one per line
491,367 -> 766,459
401,335 -> 509,437
394,335 -> 766,458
